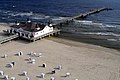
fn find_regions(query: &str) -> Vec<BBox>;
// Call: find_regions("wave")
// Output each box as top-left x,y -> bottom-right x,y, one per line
8,12 -> 33,17
0,10 -> 12,15
0,10 -> 34,17
0,10 -> 52,21
74,20 -> 120,30
104,24 -> 117,28
107,39 -> 118,41
81,32 -> 120,37
74,20 -> 93,23
0,9 -> 69,22
51,17 -> 69,21
30,15 -> 50,20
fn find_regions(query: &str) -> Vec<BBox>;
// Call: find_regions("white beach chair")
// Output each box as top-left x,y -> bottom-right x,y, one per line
4,54 -> 8,58
17,52 -> 20,56
19,51 -> 23,55
11,77 -> 15,80
57,65 -> 62,70
4,75 -> 9,80
0,71 -> 4,76
31,59 -> 35,64
41,73 -> 45,78
52,70 -> 55,74
11,61 -> 15,66
9,63 -> 14,68
30,52 -> 33,55
26,77 -> 30,80
42,63 -> 46,68
33,53 -> 36,56
66,72 -> 71,77
50,77 -> 55,80
38,53 -> 42,57
23,71 -> 27,76
18,51 -> 24,56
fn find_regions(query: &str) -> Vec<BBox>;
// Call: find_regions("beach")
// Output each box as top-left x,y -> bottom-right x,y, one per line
0,24 -> 120,80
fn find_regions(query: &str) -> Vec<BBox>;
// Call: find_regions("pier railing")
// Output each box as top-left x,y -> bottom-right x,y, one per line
0,34 -> 19,44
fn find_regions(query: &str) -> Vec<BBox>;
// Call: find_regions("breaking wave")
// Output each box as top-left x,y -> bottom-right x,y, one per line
63,20 -> 120,43
52,17 -> 68,21
0,9 -> 69,23
81,32 -> 120,37
8,12 -> 33,17
74,20 -> 120,29
107,39 -> 118,41
74,20 -> 93,24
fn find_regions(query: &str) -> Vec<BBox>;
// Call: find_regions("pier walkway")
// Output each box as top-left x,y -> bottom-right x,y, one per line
74,8 -> 112,19
0,30 -> 60,44
53,7 -> 112,25
0,34 -> 18,44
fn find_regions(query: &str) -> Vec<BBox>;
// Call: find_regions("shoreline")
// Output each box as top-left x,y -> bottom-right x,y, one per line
58,31 -> 120,50
48,36 -> 120,56
0,23 -> 120,53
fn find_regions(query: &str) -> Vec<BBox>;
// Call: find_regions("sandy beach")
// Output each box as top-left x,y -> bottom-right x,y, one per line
0,24 -> 120,80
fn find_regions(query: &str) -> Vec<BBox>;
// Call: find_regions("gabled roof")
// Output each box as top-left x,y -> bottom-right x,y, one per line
10,22 -> 46,32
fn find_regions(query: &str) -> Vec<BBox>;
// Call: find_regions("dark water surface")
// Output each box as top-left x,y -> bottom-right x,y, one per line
0,0 -> 120,24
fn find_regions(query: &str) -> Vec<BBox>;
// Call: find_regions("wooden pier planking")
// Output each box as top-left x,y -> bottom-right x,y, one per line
0,34 -> 19,44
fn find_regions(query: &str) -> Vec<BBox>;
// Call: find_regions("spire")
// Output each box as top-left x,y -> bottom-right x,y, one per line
15,20 -> 20,25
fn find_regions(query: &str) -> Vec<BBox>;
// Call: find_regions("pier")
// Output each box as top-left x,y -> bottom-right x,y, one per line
0,34 -> 18,44
0,30 -> 60,44
0,7 -> 112,44
74,8 -> 112,19
52,7 -> 112,26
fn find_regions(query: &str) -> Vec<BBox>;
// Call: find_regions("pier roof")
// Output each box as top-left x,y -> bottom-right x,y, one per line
10,22 -> 46,32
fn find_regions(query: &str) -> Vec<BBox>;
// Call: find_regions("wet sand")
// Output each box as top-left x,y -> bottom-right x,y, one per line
0,24 -> 120,80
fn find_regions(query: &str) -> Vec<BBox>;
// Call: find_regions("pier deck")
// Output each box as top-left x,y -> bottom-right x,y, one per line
0,34 -> 19,44
0,30 -> 60,44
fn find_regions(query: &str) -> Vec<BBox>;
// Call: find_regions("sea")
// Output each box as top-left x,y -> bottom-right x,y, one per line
0,0 -> 120,49
0,0 -> 120,24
